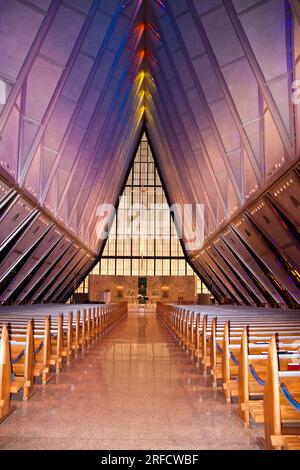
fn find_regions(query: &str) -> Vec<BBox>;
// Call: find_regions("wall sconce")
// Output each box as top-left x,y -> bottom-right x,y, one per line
161,286 -> 169,298
116,285 -> 124,298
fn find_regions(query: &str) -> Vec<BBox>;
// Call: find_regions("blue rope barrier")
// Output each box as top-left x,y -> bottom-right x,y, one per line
280,383 -> 300,412
11,350 -> 25,365
34,341 -> 44,365
250,365 -> 265,386
11,350 -> 25,382
34,342 -> 44,356
216,343 -> 223,353
230,351 -> 240,366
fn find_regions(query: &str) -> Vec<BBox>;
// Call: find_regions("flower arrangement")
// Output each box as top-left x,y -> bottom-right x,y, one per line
151,289 -> 160,298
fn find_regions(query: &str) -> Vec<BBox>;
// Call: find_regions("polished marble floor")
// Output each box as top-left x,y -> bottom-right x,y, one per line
0,312 -> 262,450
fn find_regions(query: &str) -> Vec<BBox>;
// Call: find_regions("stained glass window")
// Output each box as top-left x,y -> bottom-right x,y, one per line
76,134 -> 210,294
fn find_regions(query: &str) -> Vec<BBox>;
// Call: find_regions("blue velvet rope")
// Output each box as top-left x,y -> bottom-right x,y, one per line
34,342 -> 44,356
280,383 -> 300,412
216,343 -> 223,353
34,341 -> 44,365
11,350 -> 25,365
11,349 -> 25,382
250,365 -> 265,386
230,351 -> 240,366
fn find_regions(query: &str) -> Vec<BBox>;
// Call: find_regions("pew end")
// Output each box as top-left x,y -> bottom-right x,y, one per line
264,336 -> 300,450
1,325 -> 15,420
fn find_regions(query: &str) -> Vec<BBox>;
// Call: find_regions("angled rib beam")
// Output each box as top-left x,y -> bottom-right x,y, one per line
0,0 -> 62,134
83,72 -> 146,238
290,0 -> 300,24
186,0 -> 263,189
149,3 -> 231,213
57,2 -> 143,225
68,43 -> 144,232
143,69 -> 218,227
42,1 -> 140,208
21,0 -> 102,185
224,0 -> 295,160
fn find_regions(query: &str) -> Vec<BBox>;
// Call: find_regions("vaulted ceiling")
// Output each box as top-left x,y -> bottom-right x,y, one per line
0,0 -> 299,305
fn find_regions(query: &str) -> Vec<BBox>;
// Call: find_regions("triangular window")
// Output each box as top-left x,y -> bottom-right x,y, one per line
76,133 -> 210,295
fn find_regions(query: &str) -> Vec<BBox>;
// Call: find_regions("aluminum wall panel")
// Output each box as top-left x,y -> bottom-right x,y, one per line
0,196 -> 35,249
233,216 -> 300,303
0,225 -> 63,303
221,227 -> 286,304
213,237 -> 267,304
269,171 -> 300,229
41,248 -> 86,302
248,196 -> 300,270
0,213 -> 50,283
59,256 -> 95,302
201,249 -> 242,303
30,243 -> 79,301
51,252 -> 93,302
16,237 -> 72,303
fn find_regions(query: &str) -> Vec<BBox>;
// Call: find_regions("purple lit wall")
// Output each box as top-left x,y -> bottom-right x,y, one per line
0,0 -> 299,305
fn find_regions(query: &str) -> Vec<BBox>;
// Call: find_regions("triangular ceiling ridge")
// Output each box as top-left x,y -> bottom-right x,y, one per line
0,0 -> 299,304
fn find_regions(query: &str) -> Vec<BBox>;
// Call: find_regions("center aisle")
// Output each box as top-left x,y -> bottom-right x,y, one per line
0,311 -> 260,450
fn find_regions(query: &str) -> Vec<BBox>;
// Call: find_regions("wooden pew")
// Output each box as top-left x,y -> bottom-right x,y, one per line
87,309 -> 92,344
203,317 -> 300,369
158,303 -> 300,445
91,308 -> 96,340
0,321 -> 41,401
238,328 -> 300,428
24,310 -> 90,371
0,325 -> 25,421
10,320 -> 52,397
49,314 -> 64,372
264,335 -> 300,450
11,320 -> 36,400
62,312 -> 74,363
0,302 -> 127,422
0,318 -> 52,385
35,317 -> 51,384
74,310 -> 82,354
81,309 -> 87,349
218,323 -> 300,400
0,315 -> 71,380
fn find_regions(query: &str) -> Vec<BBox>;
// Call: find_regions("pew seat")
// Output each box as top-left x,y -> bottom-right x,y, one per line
10,376 -> 25,394
272,435 -> 300,450
241,399 -> 264,424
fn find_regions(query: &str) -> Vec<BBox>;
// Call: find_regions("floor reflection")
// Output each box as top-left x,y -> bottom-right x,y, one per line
0,311 -> 261,450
